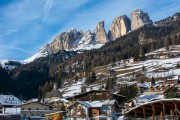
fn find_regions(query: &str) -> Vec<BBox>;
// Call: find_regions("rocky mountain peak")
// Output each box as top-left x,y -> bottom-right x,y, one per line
96,21 -> 105,29
108,15 -> 131,41
131,9 -> 152,30
94,21 -> 108,44
40,28 -> 82,54
79,30 -> 84,36
85,30 -> 92,35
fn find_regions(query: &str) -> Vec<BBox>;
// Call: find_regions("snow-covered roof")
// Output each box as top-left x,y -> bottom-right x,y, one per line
135,94 -> 164,105
14,101 -> 53,108
68,100 -> 116,109
102,100 -> 116,105
137,82 -> 150,88
0,94 -> 21,106
45,89 -> 63,98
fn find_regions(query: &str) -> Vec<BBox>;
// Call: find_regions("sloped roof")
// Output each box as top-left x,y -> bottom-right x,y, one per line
66,90 -> 110,100
103,100 -> 116,105
126,98 -> 180,118
67,100 -> 117,109
45,90 -> 63,98
14,101 -> 53,108
0,94 -> 21,106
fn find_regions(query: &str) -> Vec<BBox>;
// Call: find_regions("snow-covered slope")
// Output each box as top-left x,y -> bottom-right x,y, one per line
0,59 -> 24,70
60,78 -> 103,98
23,50 -> 48,63
72,30 -> 104,51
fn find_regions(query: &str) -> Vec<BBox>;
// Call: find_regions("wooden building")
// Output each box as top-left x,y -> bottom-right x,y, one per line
66,90 -> 111,101
126,99 -> 180,119
67,100 -> 122,120
66,90 -> 125,104
0,94 -> 21,114
15,102 -> 53,119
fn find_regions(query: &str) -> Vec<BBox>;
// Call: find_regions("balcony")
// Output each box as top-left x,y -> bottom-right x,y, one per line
75,107 -> 83,111
67,113 -> 86,118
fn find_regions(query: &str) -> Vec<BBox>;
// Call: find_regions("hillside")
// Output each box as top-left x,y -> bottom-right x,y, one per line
48,45 -> 180,99
10,51 -> 77,99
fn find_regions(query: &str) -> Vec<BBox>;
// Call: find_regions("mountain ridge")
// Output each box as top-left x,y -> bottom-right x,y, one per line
23,9 -> 153,63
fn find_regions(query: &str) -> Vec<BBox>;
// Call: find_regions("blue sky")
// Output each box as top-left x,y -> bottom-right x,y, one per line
0,0 -> 179,60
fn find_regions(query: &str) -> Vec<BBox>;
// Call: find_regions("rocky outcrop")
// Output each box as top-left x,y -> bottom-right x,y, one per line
131,9 -> 152,30
94,21 -> 108,44
108,15 -> 131,41
74,30 -> 95,49
41,28 -> 82,54
155,12 -> 180,27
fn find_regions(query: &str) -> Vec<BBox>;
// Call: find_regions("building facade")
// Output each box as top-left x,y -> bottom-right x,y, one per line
15,102 -> 53,119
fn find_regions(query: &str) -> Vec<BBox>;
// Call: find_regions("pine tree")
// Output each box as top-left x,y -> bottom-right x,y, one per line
85,72 -> 91,85
141,79 -> 144,83
150,42 -> 156,51
118,84 -> 138,101
38,86 -> 43,102
81,86 -> 86,93
91,71 -> 96,83
164,36 -> 170,50
178,34 -> 180,44
69,66 -> 73,77
139,45 -> 145,61
105,77 -> 111,90
151,77 -> 155,86
75,76 -> 78,83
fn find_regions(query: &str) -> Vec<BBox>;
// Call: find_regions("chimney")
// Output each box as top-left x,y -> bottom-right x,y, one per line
53,83 -> 58,90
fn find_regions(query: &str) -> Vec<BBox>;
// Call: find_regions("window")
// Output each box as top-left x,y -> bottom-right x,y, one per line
28,108 -> 31,110
21,108 -> 24,110
41,114 -> 45,117
36,108 -> 39,110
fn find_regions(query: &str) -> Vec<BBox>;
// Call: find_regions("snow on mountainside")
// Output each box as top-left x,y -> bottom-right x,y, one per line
0,28 -> 104,66
0,59 -> 24,70
23,50 -> 48,63
59,46 -> 180,98
72,30 -> 104,51
24,28 -> 105,63
93,45 -> 180,80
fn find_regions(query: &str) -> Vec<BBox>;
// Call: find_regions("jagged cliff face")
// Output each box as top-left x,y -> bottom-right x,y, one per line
72,30 -> 96,50
41,29 -> 82,54
108,15 -> 131,41
94,21 -> 108,43
41,22 -> 108,55
131,9 -> 152,30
